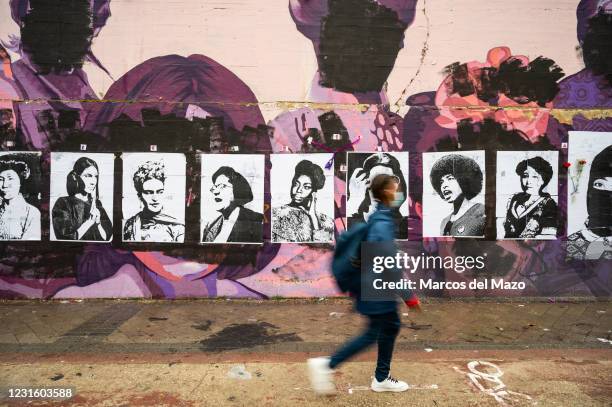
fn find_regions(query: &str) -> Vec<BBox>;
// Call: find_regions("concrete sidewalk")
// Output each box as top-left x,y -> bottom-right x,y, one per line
1,298 -> 610,354
1,299 -> 611,406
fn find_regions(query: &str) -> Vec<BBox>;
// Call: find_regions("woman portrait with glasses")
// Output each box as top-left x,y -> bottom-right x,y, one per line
202,166 -> 263,243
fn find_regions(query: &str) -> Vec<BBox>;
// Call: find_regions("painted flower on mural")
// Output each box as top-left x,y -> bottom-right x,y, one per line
434,47 -> 564,142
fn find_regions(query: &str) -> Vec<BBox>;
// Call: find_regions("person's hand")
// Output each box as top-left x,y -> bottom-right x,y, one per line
308,193 -> 321,229
410,302 -> 423,313
90,205 -> 101,224
347,168 -> 368,216
405,297 -> 422,313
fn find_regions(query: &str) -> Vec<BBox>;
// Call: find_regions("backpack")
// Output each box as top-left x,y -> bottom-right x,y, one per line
332,222 -> 371,293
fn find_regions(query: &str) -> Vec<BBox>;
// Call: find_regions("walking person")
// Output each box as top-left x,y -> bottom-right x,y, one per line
308,174 -> 421,395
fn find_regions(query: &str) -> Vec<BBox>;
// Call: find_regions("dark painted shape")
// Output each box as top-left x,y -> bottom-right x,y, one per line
191,320 -> 212,331
581,11 -> 612,85
57,303 -> 142,341
199,321 -> 302,351
318,0 -> 407,93
444,57 -> 564,107
20,0 -> 94,74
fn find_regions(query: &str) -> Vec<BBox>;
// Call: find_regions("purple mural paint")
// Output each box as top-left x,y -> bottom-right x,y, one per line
0,0 -> 610,300
4,0 -> 111,151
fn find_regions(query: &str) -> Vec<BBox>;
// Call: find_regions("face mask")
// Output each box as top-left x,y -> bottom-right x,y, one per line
390,192 -> 405,208
587,188 -> 612,236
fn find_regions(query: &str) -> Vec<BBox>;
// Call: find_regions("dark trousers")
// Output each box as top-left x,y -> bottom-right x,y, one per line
329,311 -> 401,382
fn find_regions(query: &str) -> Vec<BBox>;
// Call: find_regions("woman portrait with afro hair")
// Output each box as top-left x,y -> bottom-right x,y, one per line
424,152 -> 486,237
271,157 -> 334,243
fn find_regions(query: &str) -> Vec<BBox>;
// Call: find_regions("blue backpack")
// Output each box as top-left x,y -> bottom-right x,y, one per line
332,222 -> 371,293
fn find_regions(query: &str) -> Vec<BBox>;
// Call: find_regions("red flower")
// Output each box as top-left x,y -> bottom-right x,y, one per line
563,162 -> 572,168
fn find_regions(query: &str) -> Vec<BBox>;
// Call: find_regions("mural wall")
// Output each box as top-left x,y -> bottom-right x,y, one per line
0,0 -> 610,299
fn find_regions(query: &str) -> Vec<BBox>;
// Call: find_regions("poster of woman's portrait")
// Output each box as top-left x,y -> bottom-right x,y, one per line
271,154 -> 335,243
50,153 -> 114,242
567,131 -> 612,260
122,153 -> 186,243
423,151 -> 486,238
0,152 -> 41,241
201,154 -> 264,244
496,151 -> 559,239
346,152 -> 409,240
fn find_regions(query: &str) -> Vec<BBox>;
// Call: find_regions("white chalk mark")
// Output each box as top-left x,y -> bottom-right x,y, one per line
455,361 -> 535,405
408,384 -> 439,390
227,364 -> 252,380
347,384 -> 438,394
347,385 -> 370,394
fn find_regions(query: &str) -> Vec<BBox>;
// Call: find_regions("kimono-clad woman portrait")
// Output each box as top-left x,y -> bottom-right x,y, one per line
52,157 -> 112,241
0,156 -> 40,240
503,156 -> 558,239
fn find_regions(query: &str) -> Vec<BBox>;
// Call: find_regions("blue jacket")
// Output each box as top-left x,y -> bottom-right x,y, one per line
354,204 -> 414,315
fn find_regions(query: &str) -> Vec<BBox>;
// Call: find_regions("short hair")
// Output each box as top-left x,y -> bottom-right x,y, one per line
430,154 -> 483,200
67,157 -> 99,196
292,160 -> 326,191
133,161 -> 165,194
212,166 -> 253,207
515,156 -> 553,190
0,159 -> 30,185
370,174 -> 398,202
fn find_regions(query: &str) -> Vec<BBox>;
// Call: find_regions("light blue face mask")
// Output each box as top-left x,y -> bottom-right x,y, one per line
390,192 -> 405,208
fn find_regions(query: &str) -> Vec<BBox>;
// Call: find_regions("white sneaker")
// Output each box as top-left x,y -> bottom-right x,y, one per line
307,357 -> 336,395
371,375 -> 409,392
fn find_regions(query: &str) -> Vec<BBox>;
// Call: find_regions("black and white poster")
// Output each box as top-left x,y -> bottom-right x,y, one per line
346,152 -> 409,240
50,153 -> 114,242
0,151 -> 41,241
567,131 -> 612,260
496,151 -> 559,240
201,154 -> 265,244
122,153 -> 186,243
423,151 -> 486,238
271,154 -> 335,243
